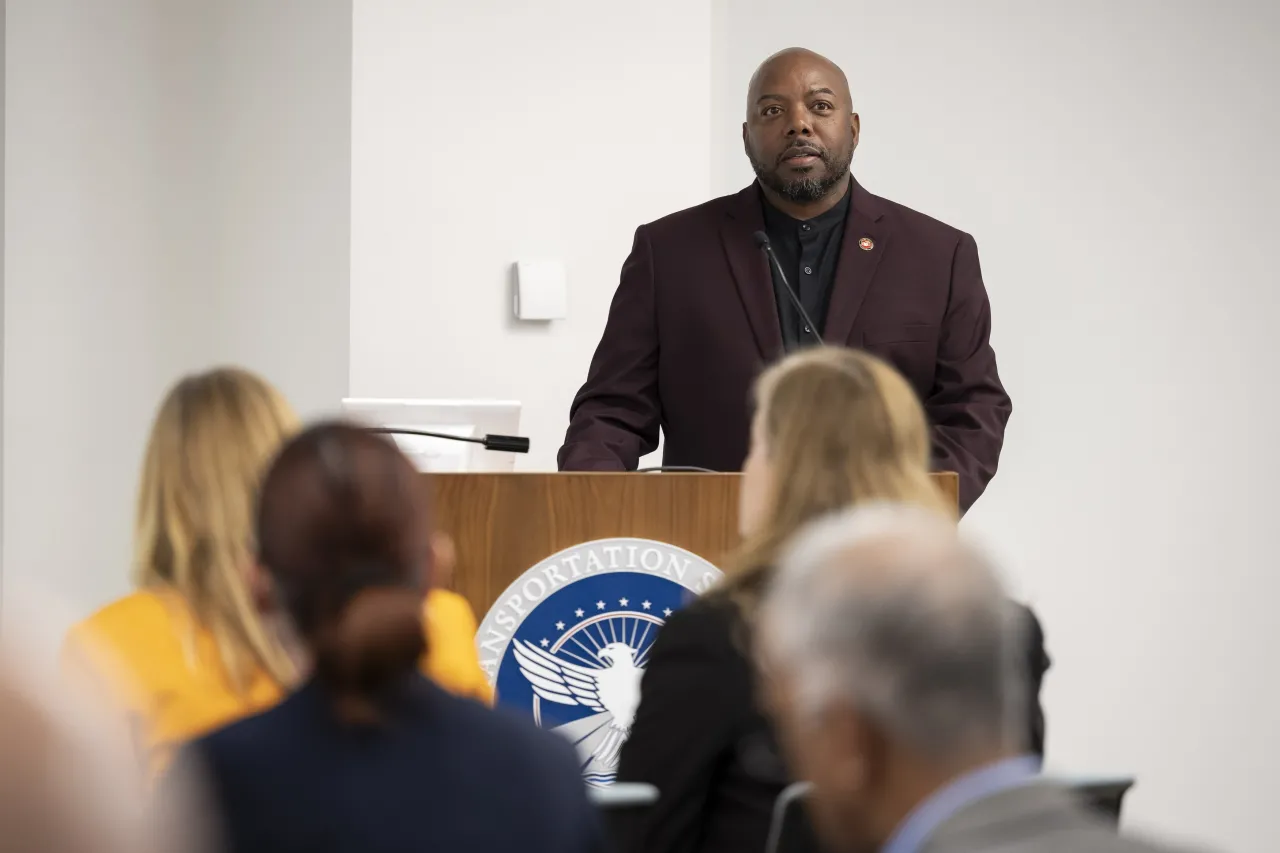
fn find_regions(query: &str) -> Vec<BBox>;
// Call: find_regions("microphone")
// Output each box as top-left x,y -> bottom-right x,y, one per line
752,231 -> 824,346
367,427 -> 530,454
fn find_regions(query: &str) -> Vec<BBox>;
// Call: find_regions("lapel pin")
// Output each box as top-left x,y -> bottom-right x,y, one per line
858,237 -> 875,251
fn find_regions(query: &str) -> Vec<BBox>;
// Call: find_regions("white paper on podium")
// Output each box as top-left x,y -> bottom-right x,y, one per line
385,424 -> 475,472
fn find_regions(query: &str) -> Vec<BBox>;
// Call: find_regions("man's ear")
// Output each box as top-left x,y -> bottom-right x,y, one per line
847,705 -> 893,791
822,706 -> 871,792
430,532 -> 457,588
850,112 -> 861,152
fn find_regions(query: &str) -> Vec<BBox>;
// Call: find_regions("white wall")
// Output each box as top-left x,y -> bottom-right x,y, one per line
3,0 -> 351,635
184,1 -> 352,418
714,2 -> 1279,850
5,0 -> 177,632
350,0 -> 713,470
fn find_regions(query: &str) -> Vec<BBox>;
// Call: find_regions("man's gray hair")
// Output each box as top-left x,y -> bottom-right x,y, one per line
760,503 -> 1030,758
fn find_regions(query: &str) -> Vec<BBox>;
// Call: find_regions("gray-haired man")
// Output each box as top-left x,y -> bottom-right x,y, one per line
757,505 -> 1203,853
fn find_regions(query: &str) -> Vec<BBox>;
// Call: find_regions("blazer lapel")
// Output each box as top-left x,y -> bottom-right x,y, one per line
823,179 -> 888,345
721,185 -> 784,362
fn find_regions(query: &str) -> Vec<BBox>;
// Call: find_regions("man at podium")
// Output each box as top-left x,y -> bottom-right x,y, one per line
558,47 -> 1011,510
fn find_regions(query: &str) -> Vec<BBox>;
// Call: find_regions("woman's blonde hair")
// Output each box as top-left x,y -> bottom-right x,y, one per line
133,367 -> 299,692
722,347 -> 953,612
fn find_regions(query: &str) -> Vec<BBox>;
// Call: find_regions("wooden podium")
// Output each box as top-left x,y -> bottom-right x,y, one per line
431,472 -> 959,618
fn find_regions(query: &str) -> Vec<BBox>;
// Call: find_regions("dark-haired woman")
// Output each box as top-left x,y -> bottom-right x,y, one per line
166,422 -> 603,853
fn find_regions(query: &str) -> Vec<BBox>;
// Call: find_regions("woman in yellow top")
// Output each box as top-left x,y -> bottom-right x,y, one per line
61,368 -> 491,778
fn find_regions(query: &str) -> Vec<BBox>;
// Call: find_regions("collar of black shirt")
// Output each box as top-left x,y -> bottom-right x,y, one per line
758,178 -> 852,234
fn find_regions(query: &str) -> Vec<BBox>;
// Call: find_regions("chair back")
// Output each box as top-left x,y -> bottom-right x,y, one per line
592,783 -> 659,852
766,773 -> 1137,852
1062,775 -> 1136,825
766,782 -> 822,853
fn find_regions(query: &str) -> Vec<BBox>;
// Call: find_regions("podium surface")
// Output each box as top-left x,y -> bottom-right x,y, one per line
432,473 -> 738,618
430,471 -> 958,624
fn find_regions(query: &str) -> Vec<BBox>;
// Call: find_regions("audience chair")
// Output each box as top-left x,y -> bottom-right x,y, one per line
766,782 -> 821,853
765,774 -> 1137,853
1062,775 -> 1136,826
592,782 -> 659,852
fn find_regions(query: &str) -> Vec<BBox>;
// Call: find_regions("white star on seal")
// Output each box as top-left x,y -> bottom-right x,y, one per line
540,638 -> 549,648
575,608 -> 584,618
663,608 -> 673,617
596,600 -> 606,610
555,621 -> 565,631
642,600 -> 652,610
619,598 -> 629,607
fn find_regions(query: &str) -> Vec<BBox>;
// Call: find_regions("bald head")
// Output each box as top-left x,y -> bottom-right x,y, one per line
747,48 -> 852,115
759,504 -> 1026,757
742,48 -> 859,212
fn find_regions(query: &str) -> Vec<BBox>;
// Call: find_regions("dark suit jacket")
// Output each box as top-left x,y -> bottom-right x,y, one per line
169,676 -> 604,853
1015,601 -> 1051,757
615,595 -> 787,853
614,595 -> 1051,853
559,180 -> 1012,510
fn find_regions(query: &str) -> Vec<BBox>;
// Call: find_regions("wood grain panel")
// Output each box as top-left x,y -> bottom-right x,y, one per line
934,471 -> 959,511
431,473 -> 737,617
430,471 -> 959,618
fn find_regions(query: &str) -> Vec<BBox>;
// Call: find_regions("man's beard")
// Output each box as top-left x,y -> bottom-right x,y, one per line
749,145 -> 852,204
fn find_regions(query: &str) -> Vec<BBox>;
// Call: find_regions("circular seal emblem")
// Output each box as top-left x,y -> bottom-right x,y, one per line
475,538 -> 723,787
858,236 -> 875,251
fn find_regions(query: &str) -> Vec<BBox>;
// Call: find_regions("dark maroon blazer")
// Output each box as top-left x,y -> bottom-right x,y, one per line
558,179 -> 1011,510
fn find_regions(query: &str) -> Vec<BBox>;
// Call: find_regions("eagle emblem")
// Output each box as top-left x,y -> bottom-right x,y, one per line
513,640 -> 643,768
475,538 -> 724,787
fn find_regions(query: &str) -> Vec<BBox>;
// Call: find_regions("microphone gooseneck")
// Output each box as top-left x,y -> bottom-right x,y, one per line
752,230 -> 824,346
367,427 -> 530,454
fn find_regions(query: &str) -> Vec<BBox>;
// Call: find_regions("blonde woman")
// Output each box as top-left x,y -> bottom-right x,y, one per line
61,368 -> 491,778
614,348 -> 1004,853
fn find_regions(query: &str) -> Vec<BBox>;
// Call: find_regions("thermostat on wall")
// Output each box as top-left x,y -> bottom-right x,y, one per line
514,259 -> 567,321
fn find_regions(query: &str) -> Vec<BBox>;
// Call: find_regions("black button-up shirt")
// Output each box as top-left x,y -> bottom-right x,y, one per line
760,184 -> 852,351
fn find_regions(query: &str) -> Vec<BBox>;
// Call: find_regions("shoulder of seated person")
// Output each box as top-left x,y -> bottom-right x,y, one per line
72,589 -> 187,644
1004,600 -> 1045,642
426,685 -> 586,781
189,690 -> 289,755
64,589 -> 193,689
1008,600 -> 1051,670
409,678 -> 576,760
654,593 -> 745,653
424,588 -> 470,617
